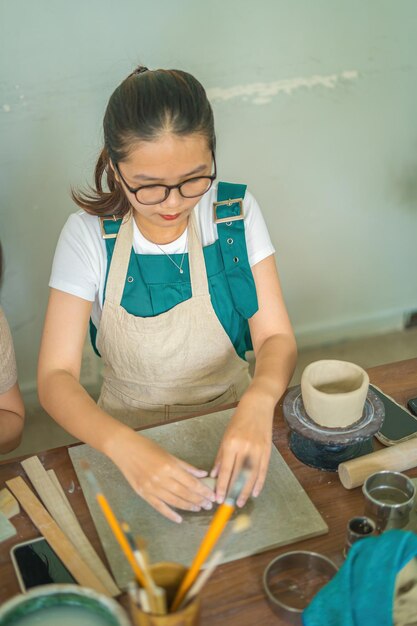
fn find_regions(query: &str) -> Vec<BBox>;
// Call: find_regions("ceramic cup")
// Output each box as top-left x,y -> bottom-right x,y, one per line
344,516 -> 376,557
129,562 -> 200,626
363,470 -> 416,532
301,360 -> 369,428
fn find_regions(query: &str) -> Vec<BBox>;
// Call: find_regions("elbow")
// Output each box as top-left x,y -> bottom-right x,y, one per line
37,365 -> 54,409
37,374 -> 49,410
0,432 -> 22,455
0,412 -> 24,455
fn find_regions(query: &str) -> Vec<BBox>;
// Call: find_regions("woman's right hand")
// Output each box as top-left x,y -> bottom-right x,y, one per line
107,428 -> 216,523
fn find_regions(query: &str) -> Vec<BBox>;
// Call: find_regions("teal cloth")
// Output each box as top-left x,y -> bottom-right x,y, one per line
90,182 -> 258,359
303,530 -> 417,626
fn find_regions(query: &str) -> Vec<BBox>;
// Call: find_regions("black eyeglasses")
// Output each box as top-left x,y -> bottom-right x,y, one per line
115,152 -> 217,205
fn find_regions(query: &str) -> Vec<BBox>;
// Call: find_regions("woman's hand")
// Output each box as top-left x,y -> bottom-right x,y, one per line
210,389 -> 274,507
107,428 -> 216,523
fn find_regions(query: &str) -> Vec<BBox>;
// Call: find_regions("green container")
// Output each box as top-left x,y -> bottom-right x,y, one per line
0,584 -> 130,626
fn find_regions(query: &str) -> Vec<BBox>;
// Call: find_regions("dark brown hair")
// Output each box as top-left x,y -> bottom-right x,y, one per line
72,67 -> 216,217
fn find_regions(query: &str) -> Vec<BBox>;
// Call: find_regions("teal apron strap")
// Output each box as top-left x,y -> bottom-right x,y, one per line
214,182 -> 258,318
90,216 -> 124,357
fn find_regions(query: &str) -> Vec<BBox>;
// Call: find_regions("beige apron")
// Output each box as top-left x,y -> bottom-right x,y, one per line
96,210 -> 251,428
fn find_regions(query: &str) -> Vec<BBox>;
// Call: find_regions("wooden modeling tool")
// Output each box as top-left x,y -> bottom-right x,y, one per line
121,521 -> 167,615
179,514 -> 251,610
0,488 -> 19,519
171,460 -> 251,611
6,476 -> 110,594
338,438 -> 417,489
21,456 -> 119,596
80,460 -> 147,588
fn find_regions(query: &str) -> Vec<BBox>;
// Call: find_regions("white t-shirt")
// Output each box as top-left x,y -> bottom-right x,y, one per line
49,184 -> 275,328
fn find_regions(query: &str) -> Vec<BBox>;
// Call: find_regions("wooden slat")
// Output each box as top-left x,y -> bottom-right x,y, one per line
6,476 -> 111,595
0,488 -> 19,519
20,456 -> 119,597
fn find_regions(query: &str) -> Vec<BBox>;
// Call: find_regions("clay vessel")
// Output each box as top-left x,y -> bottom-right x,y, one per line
301,360 -> 369,428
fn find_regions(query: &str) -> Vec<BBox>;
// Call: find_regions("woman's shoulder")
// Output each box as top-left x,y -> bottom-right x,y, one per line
197,182 -> 262,225
62,210 -> 101,237
54,210 -> 106,270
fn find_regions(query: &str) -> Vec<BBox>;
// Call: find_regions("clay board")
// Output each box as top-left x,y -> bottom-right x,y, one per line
69,408 -> 328,589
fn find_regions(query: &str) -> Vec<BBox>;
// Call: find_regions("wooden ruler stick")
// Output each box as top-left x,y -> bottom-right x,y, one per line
0,488 -> 19,519
6,476 -> 111,596
20,456 -> 119,597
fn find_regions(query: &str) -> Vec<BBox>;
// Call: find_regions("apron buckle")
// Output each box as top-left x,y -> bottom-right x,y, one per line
213,199 -> 244,224
99,215 -> 119,239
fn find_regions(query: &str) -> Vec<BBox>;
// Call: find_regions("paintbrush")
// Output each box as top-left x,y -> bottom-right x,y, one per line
79,460 -> 147,588
171,459 -> 251,611
121,521 -> 167,615
178,514 -> 251,610
127,580 -> 151,613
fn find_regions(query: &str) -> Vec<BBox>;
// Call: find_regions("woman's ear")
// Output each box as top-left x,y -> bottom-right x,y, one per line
109,160 -> 119,182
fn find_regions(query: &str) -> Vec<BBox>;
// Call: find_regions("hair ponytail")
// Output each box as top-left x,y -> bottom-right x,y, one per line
71,147 -> 130,217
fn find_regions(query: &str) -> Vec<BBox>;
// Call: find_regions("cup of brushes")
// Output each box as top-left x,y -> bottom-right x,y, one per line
81,460 -> 251,626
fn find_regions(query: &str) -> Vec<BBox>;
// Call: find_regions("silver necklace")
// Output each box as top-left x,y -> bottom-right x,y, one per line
154,229 -> 188,274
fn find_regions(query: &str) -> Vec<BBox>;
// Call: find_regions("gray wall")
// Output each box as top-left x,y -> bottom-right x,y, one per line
1,0 -> 417,392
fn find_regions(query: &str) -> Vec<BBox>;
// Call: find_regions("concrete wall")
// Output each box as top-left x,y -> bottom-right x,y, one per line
1,0 -> 416,391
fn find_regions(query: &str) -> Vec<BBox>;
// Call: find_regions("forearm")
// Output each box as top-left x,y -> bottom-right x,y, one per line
0,409 -> 24,454
38,370 -> 131,457
247,333 -> 297,409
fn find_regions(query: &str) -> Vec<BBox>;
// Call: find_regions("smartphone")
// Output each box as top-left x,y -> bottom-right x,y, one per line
373,384 -> 417,445
10,537 -> 77,592
407,397 -> 417,417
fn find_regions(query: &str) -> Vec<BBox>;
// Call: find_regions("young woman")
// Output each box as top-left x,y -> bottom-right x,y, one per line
38,67 -> 297,522
0,242 -> 25,454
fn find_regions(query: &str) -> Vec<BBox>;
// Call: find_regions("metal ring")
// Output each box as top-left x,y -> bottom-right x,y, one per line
233,256 -> 239,263
263,551 -> 338,623
227,238 -> 233,245
127,276 -> 134,283
226,221 -> 232,226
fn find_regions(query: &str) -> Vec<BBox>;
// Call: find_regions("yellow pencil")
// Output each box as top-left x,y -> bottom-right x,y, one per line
171,461 -> 250,611
178,514 -> 251,609
80,460 -> 147,588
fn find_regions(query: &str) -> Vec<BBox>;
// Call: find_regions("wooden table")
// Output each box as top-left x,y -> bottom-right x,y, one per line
1,358 -> 416,624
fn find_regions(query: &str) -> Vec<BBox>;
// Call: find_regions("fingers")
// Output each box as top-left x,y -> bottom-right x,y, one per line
177,461 -> 216,503
145,495 -> 183,524
162,478 -> 214,511
157,487 -> 204,512
214,446 -> 270,507
236,462 -> 258,507
179,460 -> 208,479
252,452 -> 271,498
210,462 -> 220,478
215,452 -> 237,504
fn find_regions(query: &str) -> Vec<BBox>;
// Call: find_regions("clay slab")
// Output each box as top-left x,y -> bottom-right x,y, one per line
69,408 -> 328,589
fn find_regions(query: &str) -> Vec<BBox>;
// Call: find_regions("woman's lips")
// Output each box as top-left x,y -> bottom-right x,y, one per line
160,213 -> 180,221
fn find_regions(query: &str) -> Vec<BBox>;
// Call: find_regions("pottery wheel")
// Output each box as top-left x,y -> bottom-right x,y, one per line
283,386 -> 385,471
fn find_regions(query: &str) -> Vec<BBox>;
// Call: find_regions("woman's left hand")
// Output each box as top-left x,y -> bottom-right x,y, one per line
210,389 -> 274,507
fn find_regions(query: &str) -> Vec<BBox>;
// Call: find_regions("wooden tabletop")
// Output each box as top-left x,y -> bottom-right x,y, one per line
1,358 -> 416,624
